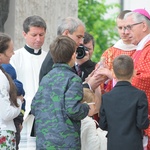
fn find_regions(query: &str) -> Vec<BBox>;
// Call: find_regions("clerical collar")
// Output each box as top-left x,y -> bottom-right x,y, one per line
24,45 -> 41,55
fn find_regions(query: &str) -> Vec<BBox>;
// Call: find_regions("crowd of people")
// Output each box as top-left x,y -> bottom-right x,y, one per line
0,7 -> 150,150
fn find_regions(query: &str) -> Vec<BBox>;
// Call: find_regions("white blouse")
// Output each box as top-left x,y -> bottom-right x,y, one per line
0,70 -> 22,132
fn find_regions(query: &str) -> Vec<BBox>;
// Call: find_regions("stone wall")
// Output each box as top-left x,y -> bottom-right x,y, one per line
0,0 -> 10,32
4,0 -> 78,51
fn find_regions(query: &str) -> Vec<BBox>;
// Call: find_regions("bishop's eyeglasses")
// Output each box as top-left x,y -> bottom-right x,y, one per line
124,22 -> 143,31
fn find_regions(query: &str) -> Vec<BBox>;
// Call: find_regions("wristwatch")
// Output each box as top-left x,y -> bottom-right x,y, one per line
83,82 -> 90,89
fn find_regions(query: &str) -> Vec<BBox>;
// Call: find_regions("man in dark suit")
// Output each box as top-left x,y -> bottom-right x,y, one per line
39,18 -> 102,90
76,32 -> 96,82
99,55 -> 149,150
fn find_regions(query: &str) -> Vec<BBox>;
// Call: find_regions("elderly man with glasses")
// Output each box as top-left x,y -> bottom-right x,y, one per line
124,9 -> 150,150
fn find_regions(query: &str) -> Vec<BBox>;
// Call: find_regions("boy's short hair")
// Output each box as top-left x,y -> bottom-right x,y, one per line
81,88 -> 95,103
113,55 -> 134,80
50,35 -> 76,63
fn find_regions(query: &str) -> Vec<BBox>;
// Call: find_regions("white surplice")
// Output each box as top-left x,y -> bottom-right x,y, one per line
10,47 -> 47,150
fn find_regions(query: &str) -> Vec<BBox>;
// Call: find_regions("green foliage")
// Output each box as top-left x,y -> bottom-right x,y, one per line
78,0 -> 120,62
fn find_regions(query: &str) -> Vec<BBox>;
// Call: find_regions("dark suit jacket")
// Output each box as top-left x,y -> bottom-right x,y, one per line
39,51 -> 53,82
99,81 -> 149,150
79,59 -> 96,82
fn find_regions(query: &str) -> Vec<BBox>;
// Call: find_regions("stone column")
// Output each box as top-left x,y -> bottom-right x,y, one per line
4,0 -> 78,51
0,0 -> 10,32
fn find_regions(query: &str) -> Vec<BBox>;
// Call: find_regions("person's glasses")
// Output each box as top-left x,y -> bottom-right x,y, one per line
124,22 -> 143,31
